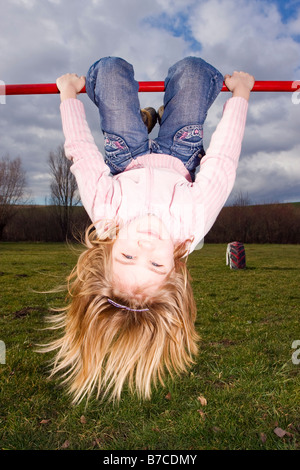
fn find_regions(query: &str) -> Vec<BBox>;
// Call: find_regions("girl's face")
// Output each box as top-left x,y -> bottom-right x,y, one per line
112,215 -> 175,295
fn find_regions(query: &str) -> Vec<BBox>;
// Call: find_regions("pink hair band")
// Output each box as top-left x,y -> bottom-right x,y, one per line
107,298 -> 149,312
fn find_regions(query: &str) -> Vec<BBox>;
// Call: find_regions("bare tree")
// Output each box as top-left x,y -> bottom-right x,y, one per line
232,190 -> 252,207
48,144 -> 81,239
0,155 -> 27,239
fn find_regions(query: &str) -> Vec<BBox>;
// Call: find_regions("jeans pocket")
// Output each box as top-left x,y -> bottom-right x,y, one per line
171,125 -> 204,158
103,132 -> 133,173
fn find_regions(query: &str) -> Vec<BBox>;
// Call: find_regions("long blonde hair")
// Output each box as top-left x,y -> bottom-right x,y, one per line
42,222 -> 199,404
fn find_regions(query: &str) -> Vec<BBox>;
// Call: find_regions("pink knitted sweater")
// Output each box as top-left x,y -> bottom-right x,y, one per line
60,96 -> 248,253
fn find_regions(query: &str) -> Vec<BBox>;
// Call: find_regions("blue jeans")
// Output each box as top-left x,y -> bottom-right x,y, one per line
85,56 -> 223,182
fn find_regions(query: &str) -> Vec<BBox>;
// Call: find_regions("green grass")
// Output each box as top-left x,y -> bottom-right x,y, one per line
0,242 -> 299,450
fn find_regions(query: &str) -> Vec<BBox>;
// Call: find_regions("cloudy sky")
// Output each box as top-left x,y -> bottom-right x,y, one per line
1,0 -> 300,205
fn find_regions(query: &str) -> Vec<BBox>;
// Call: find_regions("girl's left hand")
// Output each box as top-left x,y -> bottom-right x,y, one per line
224,71 -> 255,101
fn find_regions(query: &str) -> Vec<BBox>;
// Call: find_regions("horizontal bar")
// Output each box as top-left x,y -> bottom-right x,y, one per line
2,81 -> 300,95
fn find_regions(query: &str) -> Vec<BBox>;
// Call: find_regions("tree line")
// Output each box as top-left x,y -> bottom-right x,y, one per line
2,201 -> 299,244
205,202 -> 300,244
1,151 -> 299,244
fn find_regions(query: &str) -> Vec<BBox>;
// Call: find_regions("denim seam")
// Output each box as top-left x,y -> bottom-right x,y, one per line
184,148 -> 205,170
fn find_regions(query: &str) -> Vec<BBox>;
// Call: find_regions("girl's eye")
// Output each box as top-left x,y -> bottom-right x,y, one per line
122,254 -> 163,268
122,254 -> 134,260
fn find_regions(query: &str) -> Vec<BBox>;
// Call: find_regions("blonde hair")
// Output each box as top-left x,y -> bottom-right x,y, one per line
42,222 -> 199,404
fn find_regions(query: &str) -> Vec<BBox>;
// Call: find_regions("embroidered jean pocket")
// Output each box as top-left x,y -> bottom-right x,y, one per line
103,132 -> 132,172
171,125 -> 204,157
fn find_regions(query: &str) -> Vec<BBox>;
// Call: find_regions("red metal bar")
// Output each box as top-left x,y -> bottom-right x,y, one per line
138,81 -> 165,92
3,81 -> 300,95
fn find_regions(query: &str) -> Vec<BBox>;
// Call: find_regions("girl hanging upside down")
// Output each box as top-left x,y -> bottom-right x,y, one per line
44,56 -> 254,404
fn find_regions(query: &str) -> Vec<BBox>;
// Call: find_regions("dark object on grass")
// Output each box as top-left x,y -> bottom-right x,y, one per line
226,242 -> 246,269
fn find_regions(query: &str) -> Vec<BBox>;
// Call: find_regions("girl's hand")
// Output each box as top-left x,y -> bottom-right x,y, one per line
56,73 -> 86,101
224,71 -> 255,101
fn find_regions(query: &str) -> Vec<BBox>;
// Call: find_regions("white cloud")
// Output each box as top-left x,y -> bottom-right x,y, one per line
188,0 -> 300,78
10,0 -> 37,8
233,145 -> 300,203
288,7 -> 300,35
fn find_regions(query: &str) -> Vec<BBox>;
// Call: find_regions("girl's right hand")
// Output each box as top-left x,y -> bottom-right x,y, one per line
56,73 -> 86,101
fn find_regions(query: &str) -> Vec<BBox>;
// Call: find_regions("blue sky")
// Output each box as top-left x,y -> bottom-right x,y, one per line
143,12 -> 201,50
145,0 -> 300,48
272,0 -> 300,21
1,0 -> 300,205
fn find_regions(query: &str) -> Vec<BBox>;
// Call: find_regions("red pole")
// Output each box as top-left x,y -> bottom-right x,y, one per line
3,81 -> 300,95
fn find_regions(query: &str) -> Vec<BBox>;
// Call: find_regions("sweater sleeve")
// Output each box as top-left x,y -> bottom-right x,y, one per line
60,98 -> 113,222
193,96 -> 249,237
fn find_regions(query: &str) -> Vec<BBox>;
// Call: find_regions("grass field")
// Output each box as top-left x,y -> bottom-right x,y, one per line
0,242 -> 299,450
